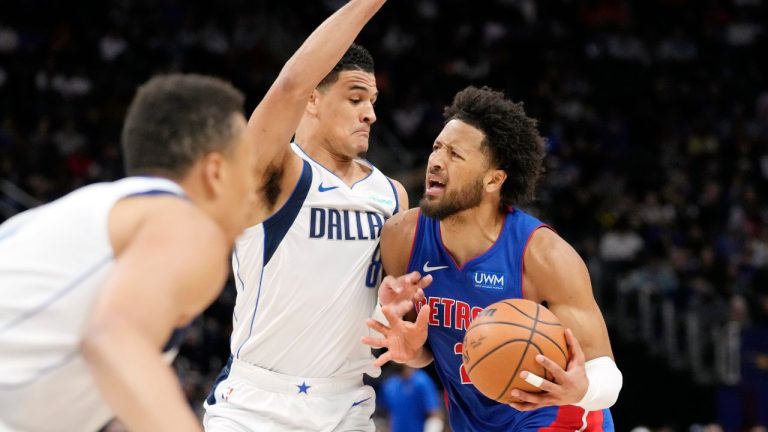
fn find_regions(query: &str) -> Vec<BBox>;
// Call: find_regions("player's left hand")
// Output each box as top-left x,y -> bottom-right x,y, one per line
508,329 -> 589,411
363,303 -> 431,367
378,272 -> 432,318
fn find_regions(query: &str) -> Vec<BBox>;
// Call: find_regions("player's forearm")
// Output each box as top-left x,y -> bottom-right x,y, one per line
276,0 -> 385,95
82,319 -> 202,432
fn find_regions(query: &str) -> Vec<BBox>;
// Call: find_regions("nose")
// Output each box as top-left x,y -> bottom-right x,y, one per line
361,103 -> 376,125
428,152 -> 444,172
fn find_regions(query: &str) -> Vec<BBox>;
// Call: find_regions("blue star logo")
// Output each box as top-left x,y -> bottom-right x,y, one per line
297,381 -> 311,394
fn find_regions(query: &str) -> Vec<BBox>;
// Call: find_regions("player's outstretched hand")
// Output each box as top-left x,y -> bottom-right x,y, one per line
362,304 -> 430,367
378,272 -> 432,318
508,329 -> 589,411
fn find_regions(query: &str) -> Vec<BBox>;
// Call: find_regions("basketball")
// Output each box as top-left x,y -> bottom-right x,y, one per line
461,299 -> 568,404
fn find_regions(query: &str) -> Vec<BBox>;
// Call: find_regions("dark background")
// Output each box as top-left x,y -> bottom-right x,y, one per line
1,1 -> 767,431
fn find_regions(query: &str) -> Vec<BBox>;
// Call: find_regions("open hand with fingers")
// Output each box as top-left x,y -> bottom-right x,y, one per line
508,329 -> 589,411
362,304 -> 431,367
378,271 -> 432,318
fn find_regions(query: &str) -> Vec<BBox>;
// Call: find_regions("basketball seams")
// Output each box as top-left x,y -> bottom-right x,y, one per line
462,299 -> 569,404
469,321 -> 567,361
466,339 -> 535,374
494,303 -> 540,401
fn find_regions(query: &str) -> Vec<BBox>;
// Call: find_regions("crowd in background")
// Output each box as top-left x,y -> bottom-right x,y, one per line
1,0 -> 767,430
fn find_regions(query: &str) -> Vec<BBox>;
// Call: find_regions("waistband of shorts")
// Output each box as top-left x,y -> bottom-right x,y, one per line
230,358 -> 363,396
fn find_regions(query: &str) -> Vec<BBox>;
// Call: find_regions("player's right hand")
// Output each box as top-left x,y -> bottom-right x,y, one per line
508,329 -> 589,411
378,272 -> 432,318
362,304 -> 431,367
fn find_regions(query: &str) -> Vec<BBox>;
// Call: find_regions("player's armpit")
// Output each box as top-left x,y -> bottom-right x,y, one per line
523,227 -> 614,362
82,202 -> 229,432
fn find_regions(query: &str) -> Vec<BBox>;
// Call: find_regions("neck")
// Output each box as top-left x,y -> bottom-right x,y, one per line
439,200 -> 506,267
176,173 -> 235,242
295,119 -> 365,184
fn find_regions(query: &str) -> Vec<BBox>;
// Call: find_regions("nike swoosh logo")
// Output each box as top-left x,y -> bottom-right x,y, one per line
318,182 -> 339,192
351,397 -> 372,407
423,261 -> 449,272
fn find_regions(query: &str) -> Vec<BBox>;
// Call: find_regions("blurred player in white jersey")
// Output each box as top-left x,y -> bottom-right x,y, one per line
0,74 -> 257,432
201,0 -> 432,431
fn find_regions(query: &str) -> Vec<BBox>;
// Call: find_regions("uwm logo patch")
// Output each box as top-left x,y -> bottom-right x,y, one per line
471,271 -> 507,290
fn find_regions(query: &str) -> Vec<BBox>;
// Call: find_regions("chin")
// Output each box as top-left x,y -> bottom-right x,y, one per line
418,198 -> 447,220
355,145 -> 369,158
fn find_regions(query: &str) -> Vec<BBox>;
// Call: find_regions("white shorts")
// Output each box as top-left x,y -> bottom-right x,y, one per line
203,358 -> 375,432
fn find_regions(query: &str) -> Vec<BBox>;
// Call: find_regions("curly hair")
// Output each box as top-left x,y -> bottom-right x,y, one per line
444,86 -> 545,209
317,44 -> 374,89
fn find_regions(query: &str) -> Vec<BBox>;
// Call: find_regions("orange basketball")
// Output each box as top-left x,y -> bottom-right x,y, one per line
461,298 -> 568,404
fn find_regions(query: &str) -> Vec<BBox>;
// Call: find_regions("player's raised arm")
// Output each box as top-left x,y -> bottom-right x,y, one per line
512,227 -> 622,411
248,0 -> 387,173
82,200 -> 230,432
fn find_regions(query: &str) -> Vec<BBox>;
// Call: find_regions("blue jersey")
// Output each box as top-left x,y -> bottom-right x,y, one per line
407,208 -> 614,432
381,369 -> 441,432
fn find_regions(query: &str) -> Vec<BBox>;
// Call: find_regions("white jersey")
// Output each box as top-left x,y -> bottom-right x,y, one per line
0,177 -> 184,432
230,144 -> 399,379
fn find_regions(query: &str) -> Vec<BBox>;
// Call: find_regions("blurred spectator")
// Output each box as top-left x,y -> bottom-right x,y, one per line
380,365 -> 443,432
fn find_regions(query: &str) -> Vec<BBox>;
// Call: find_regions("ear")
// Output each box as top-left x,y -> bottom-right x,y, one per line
306,89 -> 321,117
201,152 -> 226,198
484,169 -> 507,194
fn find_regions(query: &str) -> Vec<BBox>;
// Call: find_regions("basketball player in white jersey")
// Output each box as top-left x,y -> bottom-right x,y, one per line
0,74 -> 257,431
202,1 -> 431,431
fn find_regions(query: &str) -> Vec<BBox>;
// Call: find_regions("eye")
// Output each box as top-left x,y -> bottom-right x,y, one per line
350,98 -> 362,104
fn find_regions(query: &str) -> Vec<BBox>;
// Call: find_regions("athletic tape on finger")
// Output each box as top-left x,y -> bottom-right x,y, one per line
523,372 -> 544,388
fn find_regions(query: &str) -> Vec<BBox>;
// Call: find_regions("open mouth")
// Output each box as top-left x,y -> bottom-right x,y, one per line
425,178 -> 446,196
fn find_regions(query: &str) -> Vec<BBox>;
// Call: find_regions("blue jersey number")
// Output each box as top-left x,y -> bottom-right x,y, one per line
365,244 -> 382,288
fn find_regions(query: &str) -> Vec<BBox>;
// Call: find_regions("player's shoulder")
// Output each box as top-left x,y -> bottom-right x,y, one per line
149,198 -> 226,247
385,177 -> 409,210
380,209 -> 420,276
113,195 -> 228,258
526,227 -> 577,262
525,227 -> 589,293
383,208 -> 419,240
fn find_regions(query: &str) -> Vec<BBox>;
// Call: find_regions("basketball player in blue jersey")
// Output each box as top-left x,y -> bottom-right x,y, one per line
202,1 -> 430,431
363,86 -> 623,431
0,74 -> 258,431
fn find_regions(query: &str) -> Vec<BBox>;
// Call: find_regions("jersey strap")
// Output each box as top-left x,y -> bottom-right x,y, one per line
262,160 -> 312,265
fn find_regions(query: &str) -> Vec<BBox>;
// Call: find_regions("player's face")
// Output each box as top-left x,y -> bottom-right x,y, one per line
420,119 -> 492,220
219,114 -> 258,235
314,70 -> 378,158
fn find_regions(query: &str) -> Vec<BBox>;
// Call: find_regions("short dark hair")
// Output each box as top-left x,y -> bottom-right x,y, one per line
444,86 -> 545,208
317,44 -> 374,89
121,74 -> 245,178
